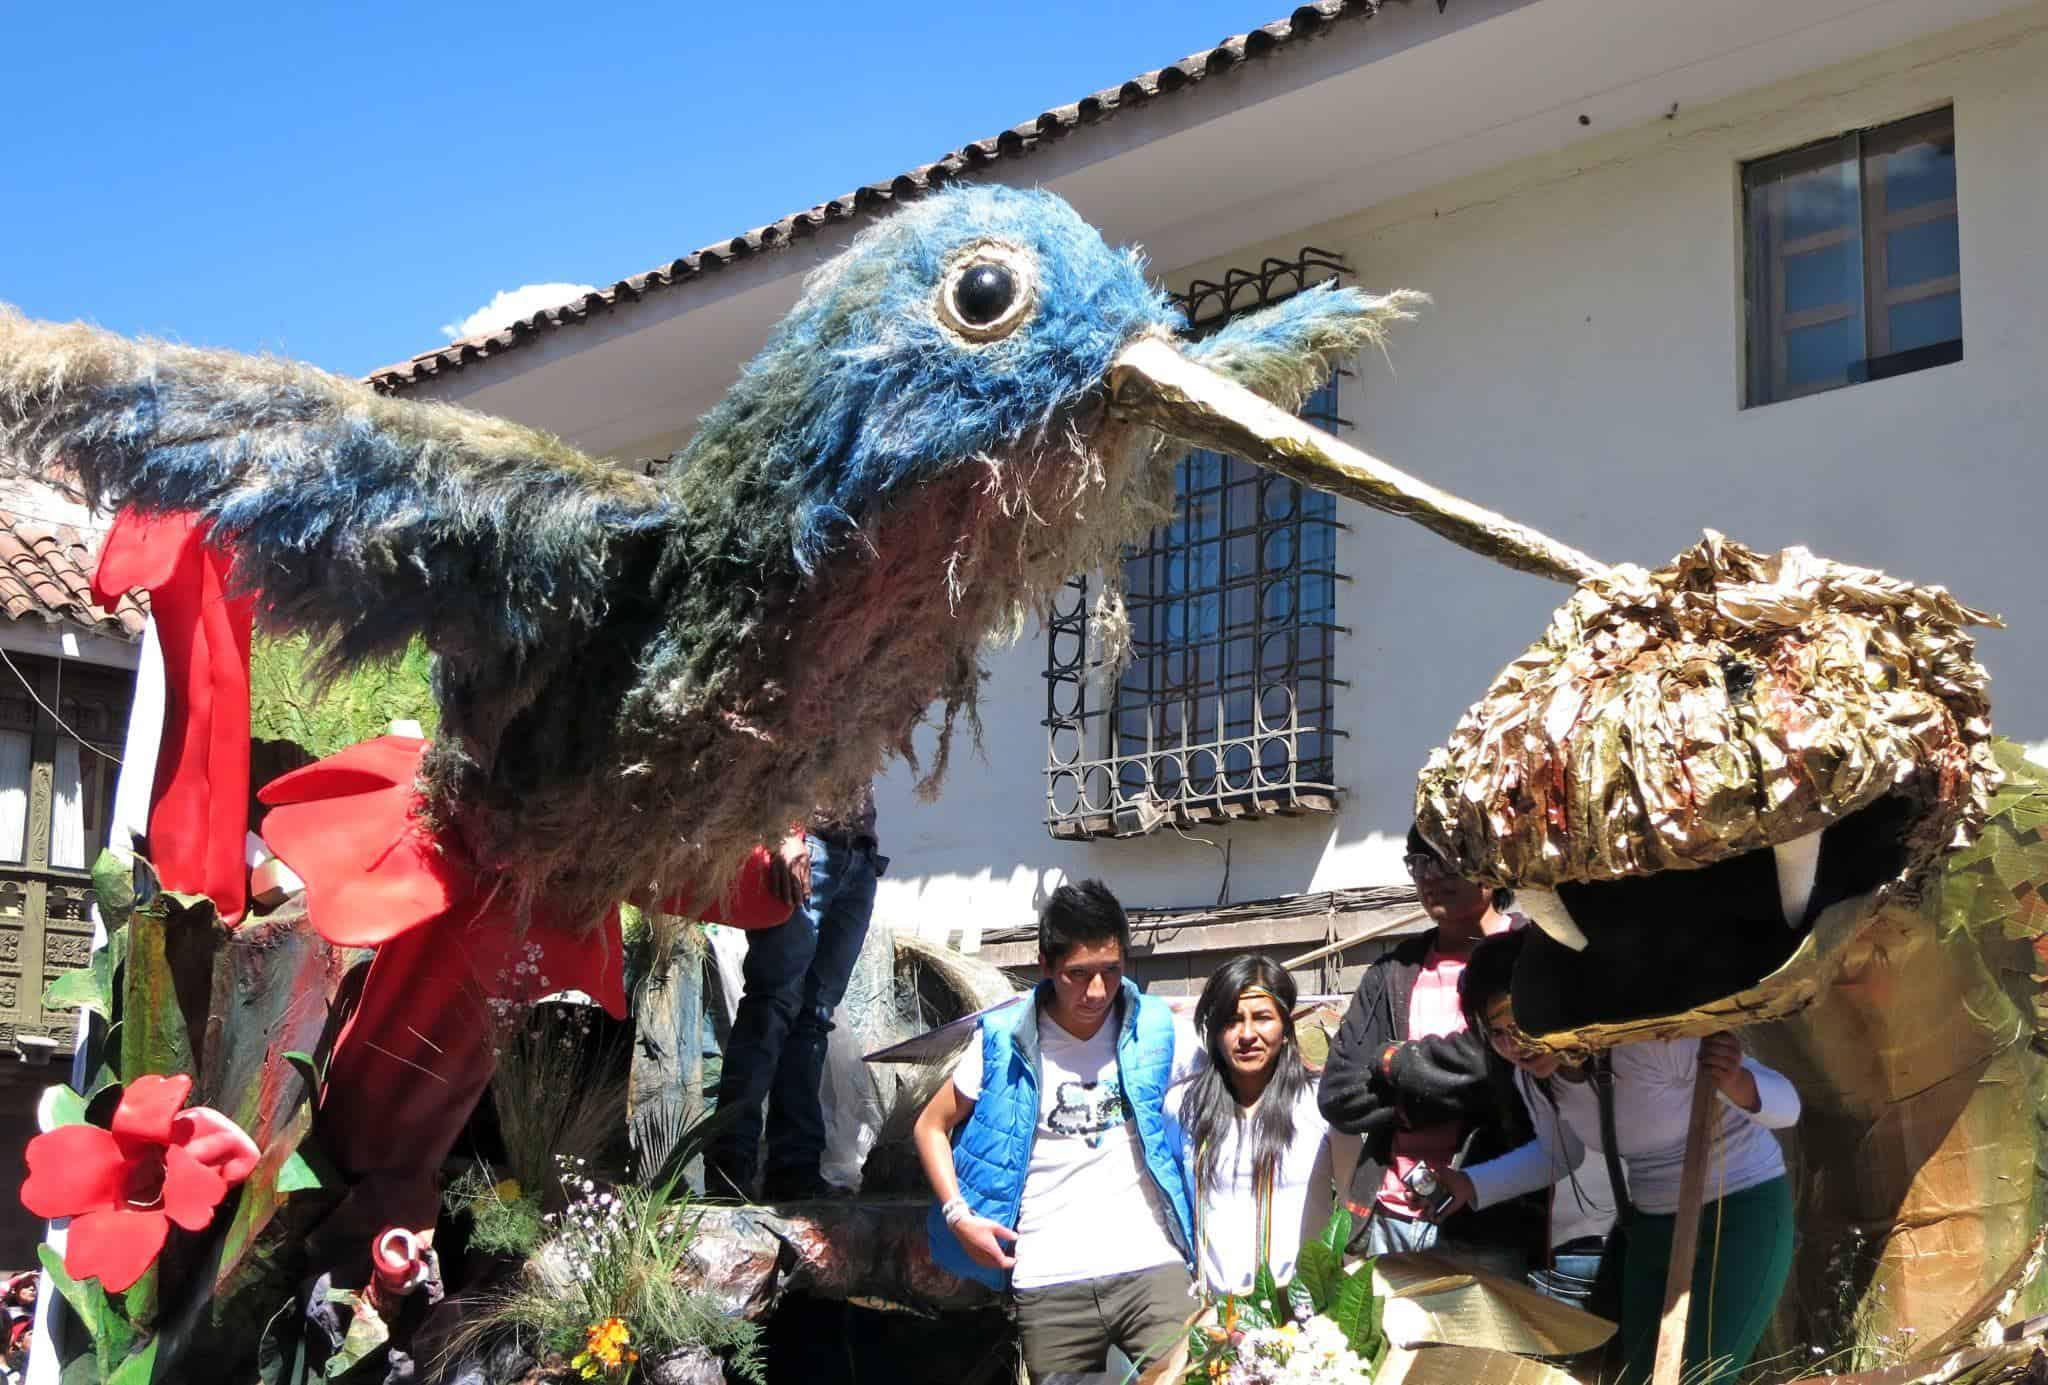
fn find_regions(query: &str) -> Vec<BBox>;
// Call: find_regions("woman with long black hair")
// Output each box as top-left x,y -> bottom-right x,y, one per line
1432,930 -> 1799,1384
1169,955 -> 1359,1296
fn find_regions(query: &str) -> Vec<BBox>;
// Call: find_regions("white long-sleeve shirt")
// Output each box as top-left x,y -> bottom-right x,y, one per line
1166,1084 -> 1346,1295
1465,1038 -> 1799,1217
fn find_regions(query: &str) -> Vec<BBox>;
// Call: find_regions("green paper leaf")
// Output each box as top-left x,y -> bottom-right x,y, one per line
276,1146 -> 335,1194
106,1335 -> 158,1385
39,1242 -> 133,1374
41,1083 -> 87,1129
321,1289 -> 390,1378
92,849 -> 137,927
82,1063 -> 121,1103
58,1355 -> 101,1385
43,921 -> 123,1021
38,1243 -> 103,1332
119,913 -> 197,1088
42,967 -> 104,1016
281,1050 -> 322,1095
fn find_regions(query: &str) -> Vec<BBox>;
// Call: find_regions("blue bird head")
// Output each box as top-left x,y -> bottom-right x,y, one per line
672,184 -> 1416,577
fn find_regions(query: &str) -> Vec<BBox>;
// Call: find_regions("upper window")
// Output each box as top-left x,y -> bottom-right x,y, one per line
1743,107 -> 1961,407
1044,252 -> 1349,841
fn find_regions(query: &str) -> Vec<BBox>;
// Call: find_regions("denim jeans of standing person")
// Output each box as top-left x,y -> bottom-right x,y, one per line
710,834 -> 884,1200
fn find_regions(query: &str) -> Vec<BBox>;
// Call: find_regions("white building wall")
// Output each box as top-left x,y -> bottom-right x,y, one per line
872,6 -> 2048,939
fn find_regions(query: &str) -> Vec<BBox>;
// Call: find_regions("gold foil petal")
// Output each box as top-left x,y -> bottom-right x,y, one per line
1415,532 -> 2002,894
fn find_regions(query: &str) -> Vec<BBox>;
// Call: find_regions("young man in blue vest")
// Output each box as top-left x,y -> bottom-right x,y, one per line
915,880 -> 1202,1382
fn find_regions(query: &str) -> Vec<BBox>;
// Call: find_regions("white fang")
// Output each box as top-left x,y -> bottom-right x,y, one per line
1517,888 -> 1588,952
1773,830 -> 1824,929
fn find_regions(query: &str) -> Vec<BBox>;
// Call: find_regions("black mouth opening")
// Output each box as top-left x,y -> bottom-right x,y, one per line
1509,790 -> 1919,1035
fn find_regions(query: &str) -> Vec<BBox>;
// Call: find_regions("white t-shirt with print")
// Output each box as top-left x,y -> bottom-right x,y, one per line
952,1006 -> 1203,1290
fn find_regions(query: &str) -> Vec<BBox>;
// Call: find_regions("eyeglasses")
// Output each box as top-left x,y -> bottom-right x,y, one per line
1403,852 -> 1451,882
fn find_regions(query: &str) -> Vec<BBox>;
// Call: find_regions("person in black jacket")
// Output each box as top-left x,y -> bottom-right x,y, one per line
1316,826 -> 1544,1277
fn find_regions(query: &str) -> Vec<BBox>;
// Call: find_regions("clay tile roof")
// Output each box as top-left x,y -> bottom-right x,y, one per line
367,0 -> 1390,394
0,517 -> 146,641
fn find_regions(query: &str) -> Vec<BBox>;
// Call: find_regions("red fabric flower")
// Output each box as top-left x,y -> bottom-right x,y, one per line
20,1074 -> 259,1291
257,735 -> 629,1186
91,510 -> 255,924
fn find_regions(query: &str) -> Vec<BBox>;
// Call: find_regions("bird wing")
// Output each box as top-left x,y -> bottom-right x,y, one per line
0,306 -> 673,676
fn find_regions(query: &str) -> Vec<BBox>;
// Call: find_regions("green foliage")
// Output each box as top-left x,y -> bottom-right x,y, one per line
1942,738 -> 2048,942
40,1243 -> 144,1379
446,1175 -> 761,1382
1182,1209 -> 1386,1382
248,633 -> 438,758
490,1004 -> 631,1199
42,1083 -> 87,1128
91,849 -> 137,928
120,912 -> 195,1087
44,858 -> 131,1021
444,1165 -> 545,1259
1251,1262 -> 1286,1329
275,1147 -> 335,1196
1329,1257 -> 1387,1364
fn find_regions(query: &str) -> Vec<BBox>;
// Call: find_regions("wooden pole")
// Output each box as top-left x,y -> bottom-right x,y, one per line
1652,1057 -> 1720,1385
1279,910 -> 1429,972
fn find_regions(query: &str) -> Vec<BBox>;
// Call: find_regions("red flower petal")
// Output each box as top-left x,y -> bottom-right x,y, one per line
159,1145 -> 226,1232
19,1125 -> 127,1220
63,1209 -> 168,1293
259,736 -> 465,947
112,1074 -> 192,1146
169,1107 -> 260,1185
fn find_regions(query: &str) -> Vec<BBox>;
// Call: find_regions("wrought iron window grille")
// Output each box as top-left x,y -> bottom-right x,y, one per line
1045,250 -> 1353,841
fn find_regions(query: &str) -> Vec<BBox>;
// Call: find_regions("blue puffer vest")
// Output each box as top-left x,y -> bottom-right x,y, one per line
926,978 -> 1195,1292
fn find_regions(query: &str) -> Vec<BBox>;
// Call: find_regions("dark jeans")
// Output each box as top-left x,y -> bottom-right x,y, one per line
711,835 -> 883,1187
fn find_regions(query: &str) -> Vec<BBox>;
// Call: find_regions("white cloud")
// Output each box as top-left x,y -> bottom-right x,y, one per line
439,282 -> 599,341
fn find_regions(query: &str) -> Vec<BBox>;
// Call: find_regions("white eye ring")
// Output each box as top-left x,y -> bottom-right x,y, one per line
934,238 -> 1039,344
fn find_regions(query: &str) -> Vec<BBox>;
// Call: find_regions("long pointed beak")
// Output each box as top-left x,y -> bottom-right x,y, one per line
1108,335 -> 1608,587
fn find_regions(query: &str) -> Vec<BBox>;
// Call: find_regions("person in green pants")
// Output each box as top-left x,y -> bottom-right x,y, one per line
1432,931 -> 1799,1383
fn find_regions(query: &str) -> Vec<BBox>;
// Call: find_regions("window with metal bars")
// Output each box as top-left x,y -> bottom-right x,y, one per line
1743,107 -> 1962,407
1044,251 -> 1349,840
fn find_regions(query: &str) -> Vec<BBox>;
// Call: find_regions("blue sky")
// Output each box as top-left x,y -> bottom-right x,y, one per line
3,2 -> 1281,378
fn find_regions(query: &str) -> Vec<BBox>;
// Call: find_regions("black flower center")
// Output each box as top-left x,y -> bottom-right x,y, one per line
123,1157 -> 165,1211
954,263 -> 1015,326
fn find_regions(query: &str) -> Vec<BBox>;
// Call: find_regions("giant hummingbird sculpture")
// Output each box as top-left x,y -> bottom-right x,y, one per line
0,183 -> 2037,1373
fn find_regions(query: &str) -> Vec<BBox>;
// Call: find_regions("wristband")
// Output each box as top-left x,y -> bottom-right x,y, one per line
1380,1042 -> 1401,1080
941,1196 -> 971,1226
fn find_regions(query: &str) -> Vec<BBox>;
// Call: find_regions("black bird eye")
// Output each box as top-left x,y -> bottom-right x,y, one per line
935,241 -> 1037,342
955,263 -> 1015,325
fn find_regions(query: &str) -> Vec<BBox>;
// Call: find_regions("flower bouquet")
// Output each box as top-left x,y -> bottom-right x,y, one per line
1183,1209 -> 1387,1384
